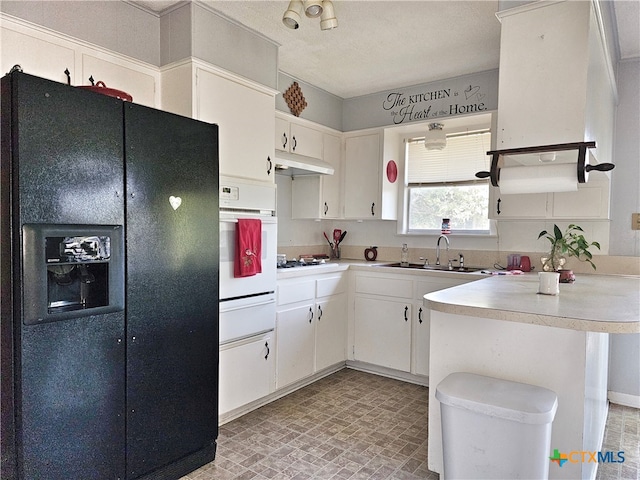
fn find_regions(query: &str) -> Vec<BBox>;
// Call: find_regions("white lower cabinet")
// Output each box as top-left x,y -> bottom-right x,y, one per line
411,277 -> 477,377
413,302 -> 430,377
276,301 -> 316,389
353,271 -> 479,379
354,296 -> 411,372
316,287 -> 348,371
276,272 -> 347,389
353,274 -> 413,372
219,332 -> 274,416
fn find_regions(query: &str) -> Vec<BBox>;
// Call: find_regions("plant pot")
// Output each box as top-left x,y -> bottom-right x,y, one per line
558,269 -> 576,283
541,255 -> 566,272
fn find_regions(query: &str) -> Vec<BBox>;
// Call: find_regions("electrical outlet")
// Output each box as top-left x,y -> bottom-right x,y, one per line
633,213 -> 640,231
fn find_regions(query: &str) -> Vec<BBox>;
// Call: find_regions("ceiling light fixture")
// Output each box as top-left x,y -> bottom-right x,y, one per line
285,0 -> 337,30
282,0 -> 303,29
320,0 -> 338,30
425,123 -> 447,150
304,0 -> 323,18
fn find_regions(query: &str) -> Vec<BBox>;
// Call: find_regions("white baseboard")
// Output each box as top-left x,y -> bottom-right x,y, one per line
608,391 -> 640,408
345,361 -> 429,387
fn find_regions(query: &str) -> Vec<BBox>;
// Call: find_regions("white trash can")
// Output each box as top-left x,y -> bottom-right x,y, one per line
436,372 -> 558,480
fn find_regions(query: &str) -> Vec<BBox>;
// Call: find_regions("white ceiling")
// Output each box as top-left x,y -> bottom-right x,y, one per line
131,0 -> 640,99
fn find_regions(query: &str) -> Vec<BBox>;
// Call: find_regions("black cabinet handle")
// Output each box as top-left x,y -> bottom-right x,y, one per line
404,306 -> 408,321
88,75 -> 95,86
265,341 -> 270,360
371,202 -> 375,216
309,306 -> 313,323
292,136 -> 297,151
318,305 -> 323,320
267,156 -> 272,176
324,202 -> 328,215
418,307 -> 423,324
282,133 -> 288,150
64,68 -> 71,85
497,198 -> 501,215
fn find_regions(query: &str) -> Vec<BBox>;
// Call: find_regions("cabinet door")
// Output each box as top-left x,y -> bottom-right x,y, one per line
1,26 -> 75,85
197,68 -> 275,183
80,54 -> 157,108
488,187 -> 548,219
219,333 -> 274,415
289,122 -> 323,158
322,133 -> 342,219
354,297 -> 411,372
275,117 -> 289,151
344,134 -> 381,219
316,294 -> 347,371
276,303 -> 316,388
290,133 -> 343,219
413,303 -> 430,377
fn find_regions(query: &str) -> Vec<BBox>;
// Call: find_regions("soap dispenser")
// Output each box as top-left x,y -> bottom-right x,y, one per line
401,243 -> 409,267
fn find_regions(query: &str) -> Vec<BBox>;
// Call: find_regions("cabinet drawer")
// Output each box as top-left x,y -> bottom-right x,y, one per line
316,275 -> 346,298
355,275 -> 412,299
277,279 -> 315,306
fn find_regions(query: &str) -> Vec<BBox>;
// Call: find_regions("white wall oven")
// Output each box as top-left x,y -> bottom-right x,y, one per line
219,177 -> 277,345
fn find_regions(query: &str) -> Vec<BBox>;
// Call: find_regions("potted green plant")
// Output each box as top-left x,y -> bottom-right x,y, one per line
537,224 -> 600,277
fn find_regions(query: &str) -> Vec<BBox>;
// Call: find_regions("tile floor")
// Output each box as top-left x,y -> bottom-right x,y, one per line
181,368 -> 639,480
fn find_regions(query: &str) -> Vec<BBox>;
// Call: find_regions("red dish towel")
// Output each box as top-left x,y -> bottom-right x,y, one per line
234,218 -> 262,278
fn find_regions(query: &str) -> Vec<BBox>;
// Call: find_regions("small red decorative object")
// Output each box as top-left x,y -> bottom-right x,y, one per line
77,81 -> 133,102
386,160 -> 398,183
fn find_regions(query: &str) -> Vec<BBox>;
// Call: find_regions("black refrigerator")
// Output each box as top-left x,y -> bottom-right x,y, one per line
1,71 -> 219,480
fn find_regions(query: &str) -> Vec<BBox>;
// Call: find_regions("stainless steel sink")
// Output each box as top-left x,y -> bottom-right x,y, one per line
375,263 -> 486,273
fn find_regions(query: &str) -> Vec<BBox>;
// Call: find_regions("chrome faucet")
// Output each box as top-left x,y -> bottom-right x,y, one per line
435,235 -> 450,266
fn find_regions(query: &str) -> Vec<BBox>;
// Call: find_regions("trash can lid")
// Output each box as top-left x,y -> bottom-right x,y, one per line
435,372 -> 558,425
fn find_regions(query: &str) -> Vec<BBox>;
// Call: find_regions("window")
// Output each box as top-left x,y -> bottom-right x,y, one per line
406,129 -> 491,233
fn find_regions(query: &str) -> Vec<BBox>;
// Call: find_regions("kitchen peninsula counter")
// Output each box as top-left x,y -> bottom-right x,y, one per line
426,274 -> 640,333
424,273 -> 640,480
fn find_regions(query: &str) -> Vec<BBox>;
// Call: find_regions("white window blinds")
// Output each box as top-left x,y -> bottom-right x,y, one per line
407,131 -> 491,185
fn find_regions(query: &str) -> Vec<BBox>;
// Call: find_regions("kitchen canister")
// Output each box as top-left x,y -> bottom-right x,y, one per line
538,272 -> 560,295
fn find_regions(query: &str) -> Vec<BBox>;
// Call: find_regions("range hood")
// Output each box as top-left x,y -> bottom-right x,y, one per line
274,151 -> 334,176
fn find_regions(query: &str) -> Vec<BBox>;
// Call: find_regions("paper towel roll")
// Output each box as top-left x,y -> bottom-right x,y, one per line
499,163 -> 582,194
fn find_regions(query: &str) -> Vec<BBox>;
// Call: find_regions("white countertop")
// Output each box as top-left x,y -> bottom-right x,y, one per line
425,274 -> 640,333
277,259 -> 490,280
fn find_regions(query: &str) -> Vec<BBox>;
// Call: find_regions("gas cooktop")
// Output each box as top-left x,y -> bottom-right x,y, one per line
277,259 -> 328,269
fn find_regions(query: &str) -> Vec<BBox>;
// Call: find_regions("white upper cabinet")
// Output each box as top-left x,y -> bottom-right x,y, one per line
343,132 -> 383,219
1,25 -> 75,84
1,17 -> 159,108
79,54 -> 156,108
491,1 -> 614,220
343,130 -> 399,220
291,132 -> 342,219
275,116 -> 323,159
489,178 -> 611,219
161,61 -> 277,184
496,1 -> 615,153
197,68 -> 276,183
